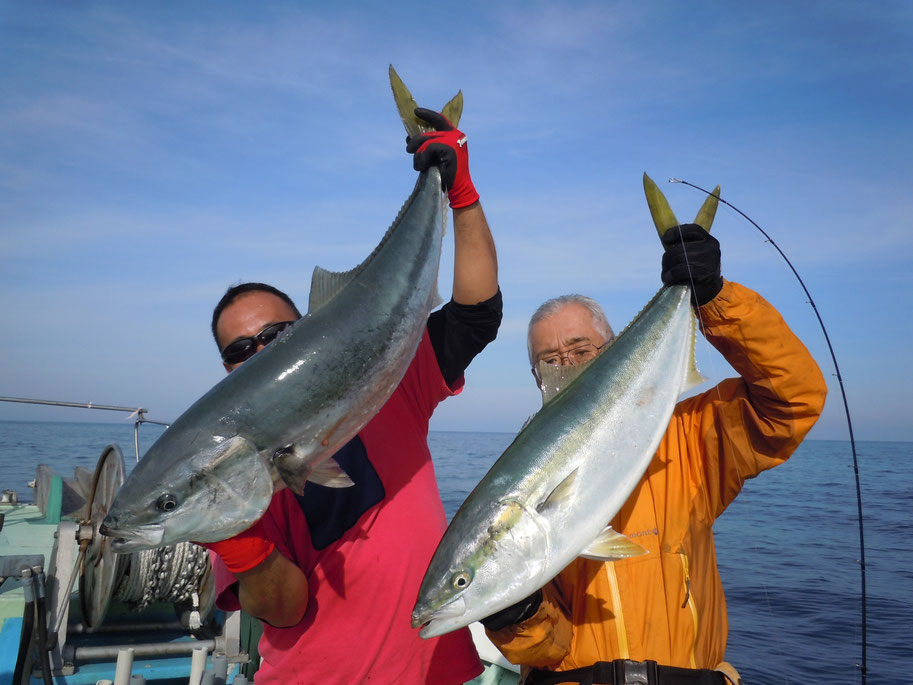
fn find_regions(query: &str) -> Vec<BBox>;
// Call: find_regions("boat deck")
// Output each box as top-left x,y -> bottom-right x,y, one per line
1,498 -> 244,684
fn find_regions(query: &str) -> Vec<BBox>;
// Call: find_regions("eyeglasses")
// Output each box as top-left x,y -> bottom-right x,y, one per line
532,341 -> 611,383
220,321 -> 295,365
538,341 -> 611,367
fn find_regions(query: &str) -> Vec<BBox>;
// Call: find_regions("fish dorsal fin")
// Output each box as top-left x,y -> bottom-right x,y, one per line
579,526 -> 648,562
308,265 -> 362,314
537,468 -> 579,514
308,163 -> 445,315
643,172 -> 680,238
693,185 -> 720,232
537,357 -> 597,406
389,64 -> 462,137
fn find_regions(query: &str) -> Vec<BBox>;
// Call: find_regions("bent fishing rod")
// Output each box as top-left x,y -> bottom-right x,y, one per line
669,177 -> 867,685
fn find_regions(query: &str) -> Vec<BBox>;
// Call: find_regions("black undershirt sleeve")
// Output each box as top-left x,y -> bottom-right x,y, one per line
427,289 -> 503,388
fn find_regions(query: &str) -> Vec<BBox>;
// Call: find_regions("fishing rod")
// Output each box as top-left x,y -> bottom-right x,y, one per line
669,177 -> 867,685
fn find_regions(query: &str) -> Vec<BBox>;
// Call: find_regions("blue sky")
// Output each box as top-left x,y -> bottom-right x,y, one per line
1,1 -> 911,442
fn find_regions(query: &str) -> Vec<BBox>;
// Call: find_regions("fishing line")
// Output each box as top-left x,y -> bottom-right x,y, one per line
670,177 -> 867,685
665,222 -> 796,683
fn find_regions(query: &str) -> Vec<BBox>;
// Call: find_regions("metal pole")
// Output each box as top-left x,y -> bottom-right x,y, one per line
71,639 -> 216,660
0,396 -> 147,414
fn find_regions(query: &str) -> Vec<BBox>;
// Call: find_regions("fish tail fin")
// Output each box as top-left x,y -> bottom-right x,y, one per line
389,65 -> 463,137
441,91 -> 464,129
579,526 -> 648,562
387,65 -> 459,310
693,185 -> 720,232
643,173 -> 680,238
643,173 -> 722,236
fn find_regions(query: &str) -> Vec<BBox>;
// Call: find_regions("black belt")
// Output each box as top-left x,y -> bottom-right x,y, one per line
525,659 -> 727,685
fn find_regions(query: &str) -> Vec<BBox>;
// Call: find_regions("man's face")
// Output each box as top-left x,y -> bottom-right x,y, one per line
528,303 -> 610,386
215,291 -> 299,373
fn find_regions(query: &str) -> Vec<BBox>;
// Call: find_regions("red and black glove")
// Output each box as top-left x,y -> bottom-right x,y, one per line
194,518 -> 275,574
661,224 -> 723,306
406,107 -> 479,209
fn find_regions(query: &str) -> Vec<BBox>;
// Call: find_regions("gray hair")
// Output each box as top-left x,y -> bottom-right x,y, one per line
527,294 -> 614,365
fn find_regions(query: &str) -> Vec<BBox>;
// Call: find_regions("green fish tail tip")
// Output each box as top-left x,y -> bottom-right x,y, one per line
643,172 -> 679,237
441,91 -> 464,129
693,184 -> 721,233
388,64 -> 462,136
643,174 -> 722,237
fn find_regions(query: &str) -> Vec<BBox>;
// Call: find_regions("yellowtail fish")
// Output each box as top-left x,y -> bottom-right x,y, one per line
412,174 -> 720,637
102,69 -> 460,552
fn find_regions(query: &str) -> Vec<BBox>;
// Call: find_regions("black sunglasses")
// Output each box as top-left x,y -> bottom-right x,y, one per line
221,321 -> 295,365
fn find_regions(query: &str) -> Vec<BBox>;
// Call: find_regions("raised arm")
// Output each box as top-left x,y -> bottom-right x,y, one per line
407,107 -> 498,305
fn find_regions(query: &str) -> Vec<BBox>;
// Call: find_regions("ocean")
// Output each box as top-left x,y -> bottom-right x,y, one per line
1,421 -> 909,684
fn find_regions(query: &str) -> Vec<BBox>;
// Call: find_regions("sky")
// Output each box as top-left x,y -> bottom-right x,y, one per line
1,1 -> 911,442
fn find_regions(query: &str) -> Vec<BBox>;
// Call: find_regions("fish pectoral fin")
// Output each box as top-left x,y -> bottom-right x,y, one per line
308,458 -> 355,489
274,444 -> 353,495
537,468 -> 579,514
579,526 -> 648,562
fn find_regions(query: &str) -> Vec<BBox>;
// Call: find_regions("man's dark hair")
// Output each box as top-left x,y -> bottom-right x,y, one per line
211,282 -> 302,348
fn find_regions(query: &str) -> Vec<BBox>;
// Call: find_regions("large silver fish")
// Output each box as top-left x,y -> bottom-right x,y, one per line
101,70 -> 460,553
411,174 -> 720,638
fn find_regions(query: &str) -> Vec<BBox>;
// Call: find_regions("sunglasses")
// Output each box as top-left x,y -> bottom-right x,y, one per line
221,321 -> 295,365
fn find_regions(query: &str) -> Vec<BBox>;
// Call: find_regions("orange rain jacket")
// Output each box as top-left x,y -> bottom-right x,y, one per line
487,280 -> 828,676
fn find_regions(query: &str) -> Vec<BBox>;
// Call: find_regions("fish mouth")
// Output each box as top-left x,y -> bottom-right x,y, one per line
99,521 -> 165,553
413,595 -> 468,639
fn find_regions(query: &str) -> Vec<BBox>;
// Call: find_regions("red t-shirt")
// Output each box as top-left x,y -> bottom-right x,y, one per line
212,331 -> 483,684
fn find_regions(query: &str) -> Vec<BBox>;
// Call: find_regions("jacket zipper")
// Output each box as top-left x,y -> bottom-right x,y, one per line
604,563 -> 629,658
680,555 -> 698,668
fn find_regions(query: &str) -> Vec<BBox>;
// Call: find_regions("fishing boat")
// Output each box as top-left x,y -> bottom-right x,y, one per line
0,398 -> 519,684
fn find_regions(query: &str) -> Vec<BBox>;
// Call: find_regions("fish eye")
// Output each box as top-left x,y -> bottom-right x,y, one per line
451,571 -> 472,590
156,494 -> 178,513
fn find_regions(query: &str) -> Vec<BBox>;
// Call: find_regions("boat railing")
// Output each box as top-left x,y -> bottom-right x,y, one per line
0,395 -> 170,462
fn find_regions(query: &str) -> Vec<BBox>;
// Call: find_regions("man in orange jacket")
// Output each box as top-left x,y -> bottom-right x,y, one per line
483,225 -> 827,685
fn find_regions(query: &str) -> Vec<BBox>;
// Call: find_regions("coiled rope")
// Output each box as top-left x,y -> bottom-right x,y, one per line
113,542 -> 211,626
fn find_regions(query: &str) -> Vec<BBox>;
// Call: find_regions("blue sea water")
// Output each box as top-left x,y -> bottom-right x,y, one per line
1,421 -> 909,684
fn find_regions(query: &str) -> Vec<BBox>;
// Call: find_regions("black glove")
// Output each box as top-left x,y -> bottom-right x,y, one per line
480,589 -> 543,632
405,108 -> 479,208
660,224 -> 723,306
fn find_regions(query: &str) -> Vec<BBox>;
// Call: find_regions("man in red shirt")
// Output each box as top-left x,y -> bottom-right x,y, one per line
203,108 -> 500,683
